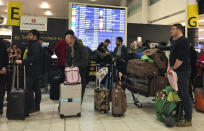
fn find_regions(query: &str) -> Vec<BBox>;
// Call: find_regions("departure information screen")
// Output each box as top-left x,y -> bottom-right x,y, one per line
71,4 -> 126,51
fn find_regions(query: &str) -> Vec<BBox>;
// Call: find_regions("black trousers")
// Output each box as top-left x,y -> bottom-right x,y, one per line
26,75 -> 41,110
59,66 -> 65,83
85,64 -> 90,85
80,71 -> 86,102
177,71 -> 192,121
0,74 -> 6,110
39,73 -> 48,92
189,77 -> 194,101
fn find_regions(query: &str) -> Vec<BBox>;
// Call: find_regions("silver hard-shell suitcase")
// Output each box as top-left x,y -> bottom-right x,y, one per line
59,84 -> 82,118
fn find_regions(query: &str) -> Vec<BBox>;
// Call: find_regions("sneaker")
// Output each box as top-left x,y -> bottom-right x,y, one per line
176,119 -> 192,127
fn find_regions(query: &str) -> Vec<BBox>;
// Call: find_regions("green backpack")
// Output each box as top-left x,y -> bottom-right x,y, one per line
155,86 -> 181,127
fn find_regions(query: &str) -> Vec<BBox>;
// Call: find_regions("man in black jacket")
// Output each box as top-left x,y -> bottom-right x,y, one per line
39,39 -> 53,93
16,30 -> 42,113
96,39 -> 112,65
97,39 -> 111,53
113,37 -> 129,75
167,24 -> 192,127
65,30 -> 88,101
0,37 -> 9,115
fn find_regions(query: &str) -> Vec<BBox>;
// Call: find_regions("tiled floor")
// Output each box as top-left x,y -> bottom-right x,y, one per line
1,86 -> 204,131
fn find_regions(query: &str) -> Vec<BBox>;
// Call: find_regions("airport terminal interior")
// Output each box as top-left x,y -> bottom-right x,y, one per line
1,0 -> 204,131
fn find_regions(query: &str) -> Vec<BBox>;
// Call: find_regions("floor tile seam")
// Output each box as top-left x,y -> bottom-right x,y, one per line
22,119 -> 29,131
78,118 -> 82,131
98,116 -> 110,131
64,119 -> 66,131
48,117 -> 53,131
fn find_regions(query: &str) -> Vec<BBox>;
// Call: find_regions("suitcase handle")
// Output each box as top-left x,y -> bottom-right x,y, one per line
11,64 -> 16,90
11,65 -> 26,90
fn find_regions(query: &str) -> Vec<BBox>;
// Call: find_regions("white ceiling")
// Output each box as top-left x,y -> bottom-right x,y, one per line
0,0 -> 122,18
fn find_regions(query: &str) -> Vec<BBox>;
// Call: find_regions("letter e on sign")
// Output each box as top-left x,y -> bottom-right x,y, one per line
6,1 -> 22,26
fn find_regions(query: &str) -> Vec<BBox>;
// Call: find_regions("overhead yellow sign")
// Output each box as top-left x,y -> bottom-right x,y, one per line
187,5 -> 199,28
6,1 -> 22,26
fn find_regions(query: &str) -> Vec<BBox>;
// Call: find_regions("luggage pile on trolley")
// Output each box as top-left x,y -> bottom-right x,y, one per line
122,49 -> 168,107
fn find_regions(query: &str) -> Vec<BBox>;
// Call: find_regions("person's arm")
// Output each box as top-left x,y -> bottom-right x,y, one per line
65,47 -> 69,68
172,59 -> 183,70
53,41 -> 61,57
74,45 -> 88,70
155,45 -> 171,51
119,46 -> 128,61
124,47 -> 129,61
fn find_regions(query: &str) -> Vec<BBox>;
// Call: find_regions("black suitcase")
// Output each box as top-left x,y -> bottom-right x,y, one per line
50,82 -> 60,100
49,66 -> 61,100
6,65 -> 28,120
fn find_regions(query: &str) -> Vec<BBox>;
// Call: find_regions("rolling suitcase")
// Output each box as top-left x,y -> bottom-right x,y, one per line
94,64 -> 110,113
112,83 -> 127,116
112,73 -> 127,116
6,65 -> 28,120
50,83 -> 60,100
94,88 -> 110,113
59,83 -> 82,118
48,66 -> 61,100
194,88 -> 204,112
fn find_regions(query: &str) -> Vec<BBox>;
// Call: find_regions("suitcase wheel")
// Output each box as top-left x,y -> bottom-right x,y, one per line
60,114 -> 64,119
100,111 -> 108,114
112,113 -> 123,117
134,101 -> 143,108
77,113 -> 81,117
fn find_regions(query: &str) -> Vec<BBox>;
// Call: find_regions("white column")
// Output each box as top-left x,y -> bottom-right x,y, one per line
120,0 -> 127,7
141,0 -> 149,24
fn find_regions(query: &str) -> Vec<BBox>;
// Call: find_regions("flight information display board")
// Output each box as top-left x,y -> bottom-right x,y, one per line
71,3 -> 126,51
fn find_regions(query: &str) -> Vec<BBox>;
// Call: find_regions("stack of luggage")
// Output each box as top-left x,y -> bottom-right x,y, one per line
59,67 -> 82,118
124,49 -> 168,97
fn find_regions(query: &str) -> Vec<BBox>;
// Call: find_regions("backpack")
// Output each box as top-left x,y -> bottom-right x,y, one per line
155,86 -> 181,127
64,67 -> 81,85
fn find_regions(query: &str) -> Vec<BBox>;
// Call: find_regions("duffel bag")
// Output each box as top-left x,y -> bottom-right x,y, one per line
127,59 -> 159,78
143,49 -> 168,71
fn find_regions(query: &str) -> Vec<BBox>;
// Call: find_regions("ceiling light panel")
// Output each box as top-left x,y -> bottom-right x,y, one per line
45,10 -> 52,16
0,0 -> 3,5
40,1 -> 50,9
